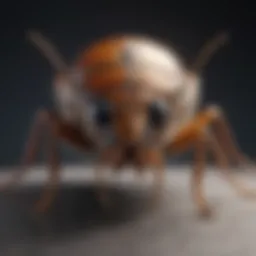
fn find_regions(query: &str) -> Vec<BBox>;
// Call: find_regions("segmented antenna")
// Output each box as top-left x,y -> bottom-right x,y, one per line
26,30 -> 68,72
192,31 -> 230,73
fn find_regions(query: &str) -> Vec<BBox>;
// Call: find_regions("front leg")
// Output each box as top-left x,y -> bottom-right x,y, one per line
150,151 -> 165,201
0,109 -> 62,213
166,105 -> 256,217
208,105 -> 253,168
93,146 -> 125,209
191,134 -> 213,218
0,109 -> 48,191
0,109 -> 95,214
136,147 -> 166,205
208,134 -> 256,198
35,113 -> 95,213
33,124 -> 61,214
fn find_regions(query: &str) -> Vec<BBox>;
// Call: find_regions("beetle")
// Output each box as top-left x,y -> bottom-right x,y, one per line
2,30 -> 255,218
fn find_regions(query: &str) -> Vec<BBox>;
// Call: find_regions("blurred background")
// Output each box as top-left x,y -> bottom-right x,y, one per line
1,0 -> 255,167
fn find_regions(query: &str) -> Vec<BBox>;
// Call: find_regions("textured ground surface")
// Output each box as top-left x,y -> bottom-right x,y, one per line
1,165 -> 256,256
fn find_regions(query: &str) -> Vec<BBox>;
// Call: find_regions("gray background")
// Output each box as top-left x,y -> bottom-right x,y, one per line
1,1 -> 255,166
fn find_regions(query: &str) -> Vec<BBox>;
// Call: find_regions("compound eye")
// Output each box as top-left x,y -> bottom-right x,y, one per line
94,101 -> 112,127
148,100 -> 169,129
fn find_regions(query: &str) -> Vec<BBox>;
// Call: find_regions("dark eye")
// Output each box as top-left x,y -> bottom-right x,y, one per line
94,101 -> 112,127
148,101 -> 169,128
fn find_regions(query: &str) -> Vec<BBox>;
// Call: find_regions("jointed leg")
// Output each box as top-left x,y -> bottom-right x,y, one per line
208,133 -> 256,198
0,109 -> 61,213
168,104 -> 255,176
33,119 -> 61,213
134,147 -> 166,204
166,105 -> 256,216
94,163 -> 112,209
35,112 -> 95,213
94,145 -> 166,207
0,109 -> 51,190
209,106 -> 253,168
197,106 -> 256,197
92,146 -> 124,209
152,160 -> 165,204
191,133 -> 212,217
190,129 -> 254,218
150,150 -> 165,197
1,109 -> 94,213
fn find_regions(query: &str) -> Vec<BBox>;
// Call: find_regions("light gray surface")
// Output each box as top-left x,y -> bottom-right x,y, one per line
1,165 -> 256,256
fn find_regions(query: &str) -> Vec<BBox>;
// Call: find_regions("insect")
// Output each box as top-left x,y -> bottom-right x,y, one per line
2,30 -> 255,218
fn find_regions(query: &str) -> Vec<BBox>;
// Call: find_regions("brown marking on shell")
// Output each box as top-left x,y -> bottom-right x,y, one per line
76,36 -> 128,95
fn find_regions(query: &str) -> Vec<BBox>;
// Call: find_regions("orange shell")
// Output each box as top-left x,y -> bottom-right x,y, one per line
76,35 -> 129,95
75,34 -> 185,103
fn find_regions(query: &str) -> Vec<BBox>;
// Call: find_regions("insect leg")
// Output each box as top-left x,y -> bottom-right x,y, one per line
191,132 -> 213,218
207,132 -> 256,198
1,108 -> 95,213
34,113 -> 96,213
0,109 -> 50,191
209,105 -> 253,168
166,105 -> 256,217
33,114 -> 61,214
